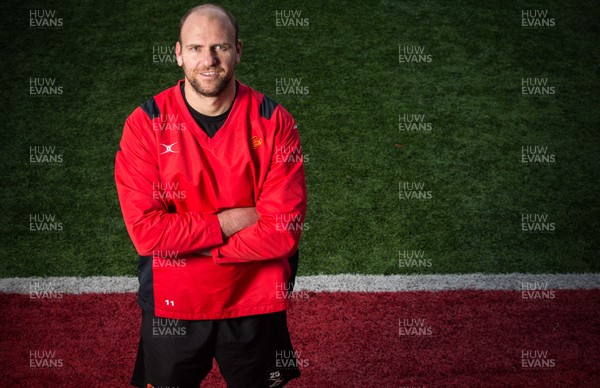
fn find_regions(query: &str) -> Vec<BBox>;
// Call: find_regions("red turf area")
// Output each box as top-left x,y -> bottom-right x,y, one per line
0,290 -> 598,387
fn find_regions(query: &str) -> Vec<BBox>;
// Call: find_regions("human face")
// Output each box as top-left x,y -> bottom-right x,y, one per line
176,11 -> 241,97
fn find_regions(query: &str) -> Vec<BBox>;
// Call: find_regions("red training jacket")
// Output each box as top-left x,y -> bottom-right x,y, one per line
115,80 -> 307,320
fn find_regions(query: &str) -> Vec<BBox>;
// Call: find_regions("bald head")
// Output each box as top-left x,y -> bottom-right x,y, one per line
175,3 -> 242,101
178,4 -> 238,44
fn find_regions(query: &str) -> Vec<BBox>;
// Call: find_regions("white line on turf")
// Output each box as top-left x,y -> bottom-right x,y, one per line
0,273 -> 599,294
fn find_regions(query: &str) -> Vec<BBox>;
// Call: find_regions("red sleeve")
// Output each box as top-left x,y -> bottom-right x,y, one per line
212,109 -> 307,263
114,109 -> 223,256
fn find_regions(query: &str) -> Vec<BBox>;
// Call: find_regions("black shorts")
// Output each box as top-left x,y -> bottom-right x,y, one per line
130,309 -> 301,388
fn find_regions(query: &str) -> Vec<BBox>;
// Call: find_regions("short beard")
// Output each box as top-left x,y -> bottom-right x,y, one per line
186,69 -> 233,98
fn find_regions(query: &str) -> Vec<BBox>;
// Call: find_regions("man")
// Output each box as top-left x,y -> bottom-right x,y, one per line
114,4 -> 307,387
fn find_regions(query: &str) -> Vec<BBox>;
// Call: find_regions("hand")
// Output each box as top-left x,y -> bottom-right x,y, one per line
217,207 -> 260,238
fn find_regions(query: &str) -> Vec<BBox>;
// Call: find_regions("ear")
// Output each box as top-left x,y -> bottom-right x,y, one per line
235,39 -> 242,64
175,41 -> 183,67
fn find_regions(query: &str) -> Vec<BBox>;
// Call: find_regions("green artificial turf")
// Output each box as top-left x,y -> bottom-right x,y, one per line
1,0 -> 598,276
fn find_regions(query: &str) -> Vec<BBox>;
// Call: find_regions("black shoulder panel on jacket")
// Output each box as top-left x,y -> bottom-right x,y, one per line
140,97 -> 160,119
259,94 -> 278,120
